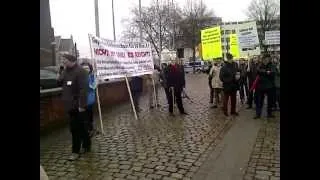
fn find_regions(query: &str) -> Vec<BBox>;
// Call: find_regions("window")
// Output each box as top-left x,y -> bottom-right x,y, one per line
226,37 -> 230,42
232,30 -> 236,34
221,30 -> 224,35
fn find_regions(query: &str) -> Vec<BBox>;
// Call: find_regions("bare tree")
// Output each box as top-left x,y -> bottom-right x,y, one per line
121,0 -> 182,58
177,0 -> 217,72
246,0 -> 280,52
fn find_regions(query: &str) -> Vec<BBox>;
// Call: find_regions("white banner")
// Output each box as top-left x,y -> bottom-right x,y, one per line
237,21 -> 260,48
89,34 -> 154,80
265,30 -> 280,45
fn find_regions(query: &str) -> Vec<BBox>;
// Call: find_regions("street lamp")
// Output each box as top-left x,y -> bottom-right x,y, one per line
94,0 -> 100,37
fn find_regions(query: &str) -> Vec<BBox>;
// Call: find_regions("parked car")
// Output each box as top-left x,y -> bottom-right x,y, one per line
40,69 -> 60,90
184,61 -> 205,73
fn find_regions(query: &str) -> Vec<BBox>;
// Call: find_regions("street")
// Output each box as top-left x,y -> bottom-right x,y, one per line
40,73 -> 280,180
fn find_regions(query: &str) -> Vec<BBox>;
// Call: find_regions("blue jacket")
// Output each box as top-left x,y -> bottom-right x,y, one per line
87,73 -> 96,106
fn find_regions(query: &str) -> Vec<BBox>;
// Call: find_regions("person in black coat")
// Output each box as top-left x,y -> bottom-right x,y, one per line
239,59 -> 249,104
247,57 -> 259,109
219,53 -> 239,116
166,59 -> 188,115
254,54 -> 276,119
130,76 -> 143,112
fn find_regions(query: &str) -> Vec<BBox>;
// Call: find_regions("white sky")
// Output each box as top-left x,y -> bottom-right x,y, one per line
50,0 -> 252,58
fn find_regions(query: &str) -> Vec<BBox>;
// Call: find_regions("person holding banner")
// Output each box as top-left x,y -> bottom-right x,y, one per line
148,65 -> 161,109
81,62 -> 97,139
219,53 -> 239,116
57,54 -> 90,161
130,76 -> 143,113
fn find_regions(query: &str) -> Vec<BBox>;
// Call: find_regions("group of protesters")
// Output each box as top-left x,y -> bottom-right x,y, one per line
208,53 -> 280,118
53,52 -> 280,162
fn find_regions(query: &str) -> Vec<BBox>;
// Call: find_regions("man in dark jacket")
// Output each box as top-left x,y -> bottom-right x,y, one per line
208,63 -> 214,104
239,59 -> 249,104
58,54 -> 89,161
254,54 -> 276,119
247,57 -> 259,109
219,53 -> 239,116
166,59 -> 188,115
130,76 -> 143,113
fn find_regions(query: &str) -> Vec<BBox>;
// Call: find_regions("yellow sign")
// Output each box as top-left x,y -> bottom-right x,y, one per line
201,26 -> 223,60
229,34 -> 240,59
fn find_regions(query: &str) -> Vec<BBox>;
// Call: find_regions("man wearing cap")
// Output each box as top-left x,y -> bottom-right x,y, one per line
58,54 -> 89,161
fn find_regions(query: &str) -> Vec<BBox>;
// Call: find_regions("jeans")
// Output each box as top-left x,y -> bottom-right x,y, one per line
255,88 -> 273,117
223,91 -> 237,114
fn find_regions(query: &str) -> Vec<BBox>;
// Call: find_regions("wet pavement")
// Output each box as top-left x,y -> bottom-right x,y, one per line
40,73 -> 280,180
243,118 -> 280,180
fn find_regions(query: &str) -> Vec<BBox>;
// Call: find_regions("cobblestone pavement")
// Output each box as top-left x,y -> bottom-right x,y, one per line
243,117 -> 280,180
40,74 -> 247,180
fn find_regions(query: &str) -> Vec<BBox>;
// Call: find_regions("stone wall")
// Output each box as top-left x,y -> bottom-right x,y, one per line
40,78 -> 150,134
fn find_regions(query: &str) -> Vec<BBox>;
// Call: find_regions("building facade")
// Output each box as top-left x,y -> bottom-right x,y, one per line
40,0 -> 55,67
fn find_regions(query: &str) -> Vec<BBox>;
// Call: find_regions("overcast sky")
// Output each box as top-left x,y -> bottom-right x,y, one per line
50,0 -> 252,58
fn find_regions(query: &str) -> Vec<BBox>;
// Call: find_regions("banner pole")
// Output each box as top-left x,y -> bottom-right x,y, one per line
125,75 -> 138,120
152,78 -> 158,108
88,34 -> 105,135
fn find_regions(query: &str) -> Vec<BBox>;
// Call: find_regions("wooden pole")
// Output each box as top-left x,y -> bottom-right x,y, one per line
125,75 -> 138,120
88,34 -> 105,135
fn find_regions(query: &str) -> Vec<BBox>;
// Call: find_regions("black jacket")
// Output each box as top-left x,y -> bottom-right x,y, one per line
160,66 -> 169,89
58,64 -> 88,112
130,76 -> 143,92
256,62 -> 276,91
247,62 -> 259,85
167,64 -> 185,89
219,61 -> 239,92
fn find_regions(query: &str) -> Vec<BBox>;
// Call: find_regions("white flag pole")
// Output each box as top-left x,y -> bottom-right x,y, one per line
125,75 -> 138,120
88,34 -> 105,135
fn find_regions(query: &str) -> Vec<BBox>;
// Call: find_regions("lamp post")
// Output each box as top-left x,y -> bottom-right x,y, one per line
112,0 -> 116,40
94,0 -> 100,37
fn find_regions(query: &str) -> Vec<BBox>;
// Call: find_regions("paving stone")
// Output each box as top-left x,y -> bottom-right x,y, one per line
171,173 -> 183,179
155,165 -> 166,171
126,175 -> 138,180
146,174 -> 162,179
142,168 -> 154,174
132,166 -> 143,172
166,167 -> 178,173
155,170 -> 170,176
119,165 -> 131,170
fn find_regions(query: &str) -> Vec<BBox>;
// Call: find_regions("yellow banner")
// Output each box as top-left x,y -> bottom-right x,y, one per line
229,34 -> 240,59
201,26 -> 222,60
